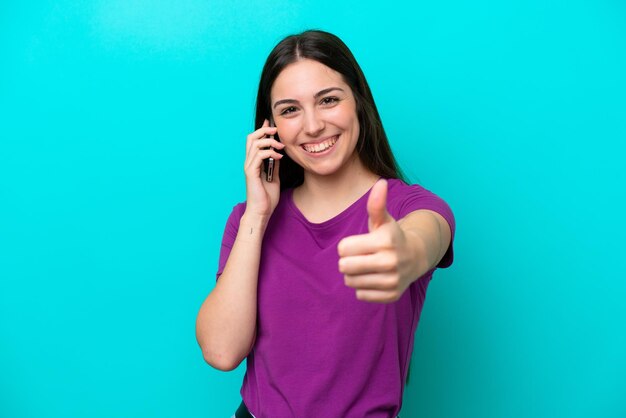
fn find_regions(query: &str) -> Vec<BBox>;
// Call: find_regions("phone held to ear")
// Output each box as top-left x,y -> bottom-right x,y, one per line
264,118 -> 276,182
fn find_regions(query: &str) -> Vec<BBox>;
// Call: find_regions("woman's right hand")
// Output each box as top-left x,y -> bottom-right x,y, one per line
244,119 -> 285,220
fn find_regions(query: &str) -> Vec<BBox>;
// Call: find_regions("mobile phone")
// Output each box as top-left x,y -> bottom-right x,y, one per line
264,118 -> 276,182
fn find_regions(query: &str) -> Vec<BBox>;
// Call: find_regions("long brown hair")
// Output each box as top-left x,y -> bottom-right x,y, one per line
255,30 -> 406,189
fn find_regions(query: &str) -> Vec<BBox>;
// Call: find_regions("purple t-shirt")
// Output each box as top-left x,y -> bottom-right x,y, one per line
217,178 -> 455,418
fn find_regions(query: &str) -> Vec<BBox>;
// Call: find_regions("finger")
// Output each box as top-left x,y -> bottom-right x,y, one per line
354,289 -> 401,303
338,252 -> 397,275
367,179 -> 393,231
246,138 -> 283,165
244,149 -> 284,175
246,124 -> 278,153
247,148 -> 283,167
247,126 -> 277,154
344,273 -> 398,290
337,232 -> 391,257
266,118 -> 275,139
253,138 -> 285,151
247,121 -> 268,154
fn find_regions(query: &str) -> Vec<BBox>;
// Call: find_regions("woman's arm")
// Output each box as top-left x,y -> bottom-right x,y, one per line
195,120 -> 284,371
397,209 -> 452,276
338,179 -> 452,303
195,213 -> 267,371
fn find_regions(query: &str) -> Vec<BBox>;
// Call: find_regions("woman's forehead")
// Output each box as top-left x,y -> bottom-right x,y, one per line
271,59 -> 348,101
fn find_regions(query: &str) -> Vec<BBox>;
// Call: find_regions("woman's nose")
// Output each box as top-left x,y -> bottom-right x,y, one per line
303,110 -> 324,136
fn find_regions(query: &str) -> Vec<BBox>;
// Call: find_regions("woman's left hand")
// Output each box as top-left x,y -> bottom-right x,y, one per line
337,179 -> 427,303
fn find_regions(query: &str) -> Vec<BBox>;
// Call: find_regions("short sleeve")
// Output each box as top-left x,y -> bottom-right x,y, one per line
215,203 -> 246,280
387,180 -> 455,269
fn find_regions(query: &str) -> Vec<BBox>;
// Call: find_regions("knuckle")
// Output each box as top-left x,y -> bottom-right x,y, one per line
382,232 -> 394,248
385,291 -> 400,303
391,273 -> 402,288
379,253 -> 397,271
389,253 -> 399,269
382,276 -> 398,290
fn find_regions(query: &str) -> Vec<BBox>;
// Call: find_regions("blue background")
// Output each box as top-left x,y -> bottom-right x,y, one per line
1,1 -> 625,417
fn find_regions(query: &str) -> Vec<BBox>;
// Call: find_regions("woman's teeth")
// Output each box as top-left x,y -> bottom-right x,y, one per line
302,136 -> 338,153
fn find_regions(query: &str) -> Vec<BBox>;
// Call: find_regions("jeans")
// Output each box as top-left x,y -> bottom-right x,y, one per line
231,401 -> 256,418
230,401 -> 400,418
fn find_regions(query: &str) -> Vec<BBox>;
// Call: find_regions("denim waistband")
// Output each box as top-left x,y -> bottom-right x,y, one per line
231,401 -> 400,418
233,401 -> 256,418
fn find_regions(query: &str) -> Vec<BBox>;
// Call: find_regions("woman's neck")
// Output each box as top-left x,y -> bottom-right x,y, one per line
292,155 -> 380,223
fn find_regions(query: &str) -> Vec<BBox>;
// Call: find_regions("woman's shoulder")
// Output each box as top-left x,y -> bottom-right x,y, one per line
386,177 -> 432,197
384,177 -> 453,219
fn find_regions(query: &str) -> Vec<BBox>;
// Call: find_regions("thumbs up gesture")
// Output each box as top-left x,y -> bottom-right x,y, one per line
337,179 -> 420,303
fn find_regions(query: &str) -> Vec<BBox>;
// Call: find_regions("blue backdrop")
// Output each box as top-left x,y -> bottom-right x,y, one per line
1,1 -> 625,417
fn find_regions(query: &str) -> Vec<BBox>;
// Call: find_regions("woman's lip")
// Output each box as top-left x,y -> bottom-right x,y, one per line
300,134 -> 339,146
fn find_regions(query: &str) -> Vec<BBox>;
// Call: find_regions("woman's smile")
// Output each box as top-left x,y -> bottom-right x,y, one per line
301,134 -> 339,155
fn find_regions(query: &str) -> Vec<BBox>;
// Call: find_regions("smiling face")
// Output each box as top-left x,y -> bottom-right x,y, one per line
270,59 -> 362,180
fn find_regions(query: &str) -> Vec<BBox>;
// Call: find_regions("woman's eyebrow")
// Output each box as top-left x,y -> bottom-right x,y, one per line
273,98 -> 298,109
273,87 -> 345,109
314,87 -> 344,98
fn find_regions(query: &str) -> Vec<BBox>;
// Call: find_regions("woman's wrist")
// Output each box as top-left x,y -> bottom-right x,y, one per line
238,211 -> 270,240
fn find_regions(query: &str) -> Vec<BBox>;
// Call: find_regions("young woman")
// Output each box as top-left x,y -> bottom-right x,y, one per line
196,30 -> 455,418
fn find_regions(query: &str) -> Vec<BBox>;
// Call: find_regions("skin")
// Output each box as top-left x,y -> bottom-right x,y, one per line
271,59 -> 380,222
195,59 -> 452,370
338,179 -> 451,303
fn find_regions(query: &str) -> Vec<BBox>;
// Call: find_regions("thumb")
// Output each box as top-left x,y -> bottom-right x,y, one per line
367,179 -> 392,231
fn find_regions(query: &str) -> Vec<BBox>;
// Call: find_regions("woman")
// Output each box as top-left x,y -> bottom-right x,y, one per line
196,30 -> 455,418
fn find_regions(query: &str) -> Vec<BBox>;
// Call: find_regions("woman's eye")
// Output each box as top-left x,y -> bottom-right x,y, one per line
320,96 -> 339,106
280,106 -> 298,115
